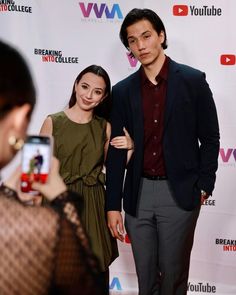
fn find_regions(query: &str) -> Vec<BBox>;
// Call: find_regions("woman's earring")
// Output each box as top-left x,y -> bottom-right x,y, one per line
8,135 -> 24,150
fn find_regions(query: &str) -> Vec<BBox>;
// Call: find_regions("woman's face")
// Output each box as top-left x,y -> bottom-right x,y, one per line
74,72 -> 106,112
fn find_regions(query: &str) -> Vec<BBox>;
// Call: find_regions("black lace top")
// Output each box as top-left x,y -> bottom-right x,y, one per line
0,185 -> 105,295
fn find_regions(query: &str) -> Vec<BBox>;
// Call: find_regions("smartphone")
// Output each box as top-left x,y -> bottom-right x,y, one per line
21,135 -> 52,194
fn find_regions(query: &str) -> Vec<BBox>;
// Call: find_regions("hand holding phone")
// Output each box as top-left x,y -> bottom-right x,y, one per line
4,166 -> 40,204
4,156 -> 66,204
31,157 -> 67,201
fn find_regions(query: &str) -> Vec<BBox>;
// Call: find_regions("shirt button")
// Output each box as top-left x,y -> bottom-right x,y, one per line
153,152 -> 156,156
154,136 -> 157,140
154,119 -> 157,123
152,168 -> 155,172
155,103 -> 159,107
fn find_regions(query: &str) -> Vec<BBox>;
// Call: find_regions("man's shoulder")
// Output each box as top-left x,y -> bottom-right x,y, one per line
113,69 -> 140,89
170,58 -> 204,78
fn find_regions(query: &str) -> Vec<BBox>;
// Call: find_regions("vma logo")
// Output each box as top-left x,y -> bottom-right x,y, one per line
126,53 -> 138,68
219,148 -> 236,163
79,2 -> 123,19
109,277 -> 122,290
173,4 -> 222,16
220,54 -> 236,66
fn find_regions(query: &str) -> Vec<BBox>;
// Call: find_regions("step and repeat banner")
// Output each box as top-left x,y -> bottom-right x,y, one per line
1,1 -> 235,294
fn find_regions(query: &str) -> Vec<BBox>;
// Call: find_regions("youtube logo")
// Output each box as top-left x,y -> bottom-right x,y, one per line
173,5 -> 188,16
220,54 -> 236,66
173,5 -> 222,16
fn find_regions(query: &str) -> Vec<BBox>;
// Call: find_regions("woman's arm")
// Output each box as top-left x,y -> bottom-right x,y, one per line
104,122 -> 111,164
39,116 -> 53,136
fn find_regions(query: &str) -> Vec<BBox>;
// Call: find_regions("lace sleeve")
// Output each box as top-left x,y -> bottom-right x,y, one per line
50,191 -> 105,295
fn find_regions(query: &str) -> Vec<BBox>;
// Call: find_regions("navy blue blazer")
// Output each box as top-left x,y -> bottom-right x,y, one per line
106,58 -> 220,216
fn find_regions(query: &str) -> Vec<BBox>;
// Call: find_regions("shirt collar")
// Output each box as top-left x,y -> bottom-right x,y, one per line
141,55 -> 169,86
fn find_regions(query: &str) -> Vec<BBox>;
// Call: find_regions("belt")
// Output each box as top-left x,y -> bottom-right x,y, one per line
142,173 -> 168,180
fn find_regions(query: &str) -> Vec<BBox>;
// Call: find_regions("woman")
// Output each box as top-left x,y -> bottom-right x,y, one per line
40,65 -> 133,289
0,40 -> 105,295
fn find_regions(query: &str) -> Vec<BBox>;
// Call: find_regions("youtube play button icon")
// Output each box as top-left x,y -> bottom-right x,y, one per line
220,54 -> 236,65
173,5 -> 188,16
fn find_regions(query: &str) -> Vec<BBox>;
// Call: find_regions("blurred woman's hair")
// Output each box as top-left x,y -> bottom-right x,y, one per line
0,40 -> 36,120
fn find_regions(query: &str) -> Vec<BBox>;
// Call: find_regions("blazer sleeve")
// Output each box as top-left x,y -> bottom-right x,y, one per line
105,84 -> 127,211
196,73 -> 220,194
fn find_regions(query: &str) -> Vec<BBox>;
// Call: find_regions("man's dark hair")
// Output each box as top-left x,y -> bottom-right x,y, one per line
120,8 -> 168,50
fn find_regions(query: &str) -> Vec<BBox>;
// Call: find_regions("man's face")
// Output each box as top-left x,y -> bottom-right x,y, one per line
126,19 -> 165,66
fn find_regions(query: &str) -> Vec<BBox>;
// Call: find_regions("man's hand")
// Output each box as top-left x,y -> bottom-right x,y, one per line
107,211 -> 125,242
201,190 -> 209,205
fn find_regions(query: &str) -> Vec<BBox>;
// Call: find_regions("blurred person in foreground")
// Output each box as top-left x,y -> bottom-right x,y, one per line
0,39 -> 105,295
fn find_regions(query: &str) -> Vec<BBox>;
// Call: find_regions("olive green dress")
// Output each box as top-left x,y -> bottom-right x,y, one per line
50,111 -> 118,271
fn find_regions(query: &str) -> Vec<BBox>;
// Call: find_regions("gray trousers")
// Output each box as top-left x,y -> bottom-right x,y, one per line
125,178 -> 200,295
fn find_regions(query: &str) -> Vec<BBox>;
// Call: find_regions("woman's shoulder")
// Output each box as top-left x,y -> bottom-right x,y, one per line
49,111 -> 65,120
49,111 -> 68,131
93,115 -> 106,125
93,115 -> 107,132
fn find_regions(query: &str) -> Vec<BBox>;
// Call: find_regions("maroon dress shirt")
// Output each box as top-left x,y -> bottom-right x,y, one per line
141,56 -> 169,176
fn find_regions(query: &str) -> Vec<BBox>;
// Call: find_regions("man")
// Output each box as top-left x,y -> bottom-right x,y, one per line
106,8 -> 220,295
34,149 -> 43,175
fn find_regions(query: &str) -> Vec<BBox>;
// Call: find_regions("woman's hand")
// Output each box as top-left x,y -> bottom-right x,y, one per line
110,127 -> 134,150
31,157 -> 67,202
4,157 -> 67,204
4,166 -> 39,204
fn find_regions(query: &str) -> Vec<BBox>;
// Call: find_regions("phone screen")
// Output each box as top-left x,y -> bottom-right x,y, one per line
21,135 -> 52,193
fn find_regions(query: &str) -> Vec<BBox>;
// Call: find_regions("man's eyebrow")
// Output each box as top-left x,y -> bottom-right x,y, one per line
127,30 -> 151,39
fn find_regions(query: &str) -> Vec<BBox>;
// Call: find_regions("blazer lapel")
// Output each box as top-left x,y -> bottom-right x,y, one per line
129,69 -> 144,147
164,59 -> 180,128
128,61 -> 180,146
